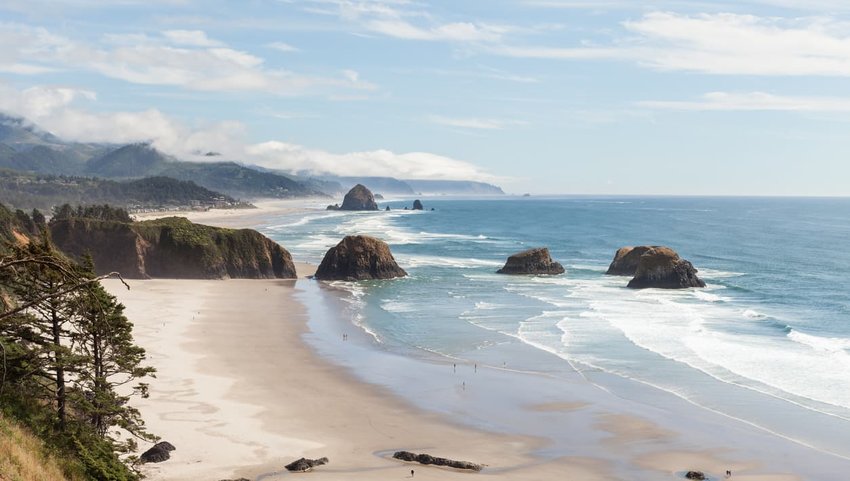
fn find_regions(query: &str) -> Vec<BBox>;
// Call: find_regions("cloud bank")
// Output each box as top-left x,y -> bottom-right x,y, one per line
0,83 -> 497,182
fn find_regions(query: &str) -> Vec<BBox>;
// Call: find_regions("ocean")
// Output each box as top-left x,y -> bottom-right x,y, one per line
262,196 -> 850,477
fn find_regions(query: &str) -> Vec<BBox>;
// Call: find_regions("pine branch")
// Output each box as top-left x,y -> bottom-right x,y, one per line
0,272 -> 129,322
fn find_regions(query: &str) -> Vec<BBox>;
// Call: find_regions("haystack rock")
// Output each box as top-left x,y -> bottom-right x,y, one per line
314,235 -> 407,281
606,246 -> 658,275
496,247 -> 564,275
625,246 -> 705,289
340,184 -> 379,211
412,199 -> 424,210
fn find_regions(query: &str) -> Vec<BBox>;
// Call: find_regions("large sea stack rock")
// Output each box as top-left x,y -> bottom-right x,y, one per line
340,184 -> 379,211
315,235 -> 407,281
606,246 -> 658,275
496,247 -> 564,275
50,217 -> 297,279
412,199 -> 424,210
626,246 -> 705,289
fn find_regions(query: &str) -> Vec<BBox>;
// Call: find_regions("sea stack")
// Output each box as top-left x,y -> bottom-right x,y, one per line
314,235 -> 407,280
496,247 -> 564,275
622,246 -> 705,289
412,199 -> 424,210
339,184 -> 379,211
606,246 -> 657,275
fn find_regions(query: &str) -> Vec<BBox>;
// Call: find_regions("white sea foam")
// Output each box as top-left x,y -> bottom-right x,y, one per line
788,330 -> 850,353
398,255 -> 503,269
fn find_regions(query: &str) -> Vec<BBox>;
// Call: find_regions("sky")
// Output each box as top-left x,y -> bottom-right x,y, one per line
1,0 -> 849,195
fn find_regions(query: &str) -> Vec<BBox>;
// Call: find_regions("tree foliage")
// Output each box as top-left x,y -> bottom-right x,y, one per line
0,207 -> 155,480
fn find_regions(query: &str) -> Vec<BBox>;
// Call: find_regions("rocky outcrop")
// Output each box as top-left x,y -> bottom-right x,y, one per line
314,235 -> 407,281
496,247 -> 564,275
412,199 -> 423,210
685,471 -> 706,480
340,184 -> 378,211
139,441 -> 175,464
50,217 -> 297,279
626,246 -> 705,289
606,246 -> 658,275
393,451 -> 482,472
326,203 -> 340,210
285,457 -> 329,472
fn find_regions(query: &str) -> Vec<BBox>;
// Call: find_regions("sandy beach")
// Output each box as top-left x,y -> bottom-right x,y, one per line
131,198 -> 329,229
100,271 -> 805,481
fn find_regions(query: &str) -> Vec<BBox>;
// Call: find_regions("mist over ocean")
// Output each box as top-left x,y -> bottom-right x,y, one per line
263,196 -> 850,463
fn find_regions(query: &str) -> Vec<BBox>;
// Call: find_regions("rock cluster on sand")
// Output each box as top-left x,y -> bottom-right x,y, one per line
412,199 -> 424,210
496,247 -> 564,275
393,451 -> 482,471
340,184 -> 379,211
139,441 -> 176,464
685,471 -> 706,480
285,457 -> 329,472
608,246 -> 705,289
314,235 -> 407,281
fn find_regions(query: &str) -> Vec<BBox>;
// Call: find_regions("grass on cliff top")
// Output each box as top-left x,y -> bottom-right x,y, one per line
0,413 -> 78,481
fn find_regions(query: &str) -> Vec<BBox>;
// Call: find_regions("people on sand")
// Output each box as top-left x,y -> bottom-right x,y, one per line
726,470 -> 732,478
411,469 -> 414,477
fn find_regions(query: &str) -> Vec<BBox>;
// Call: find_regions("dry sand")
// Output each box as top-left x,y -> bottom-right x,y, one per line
132,198 -> 327,229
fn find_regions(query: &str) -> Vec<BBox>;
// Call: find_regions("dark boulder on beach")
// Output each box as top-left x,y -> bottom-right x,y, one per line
412,199 -> 424,210
315,235 -> 407,281
392,451 -> 482,472
340,184 -> 379,211
626,246 -> 705,289
606,246 -> 658,275
685,471 -> 706,480
140,441 -> 175,463
496,247 -> 564,275
285,457 -> 329,472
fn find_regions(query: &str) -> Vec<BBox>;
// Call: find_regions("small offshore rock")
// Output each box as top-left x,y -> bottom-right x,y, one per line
606,246 -> 657,276
626,246 -> 705,289
412,199 -> 424,210
497,247 -> 564,275
285,457 -> 329,472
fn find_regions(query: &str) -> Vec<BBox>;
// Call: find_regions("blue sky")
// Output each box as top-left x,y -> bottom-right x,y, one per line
1,0 -> 849,195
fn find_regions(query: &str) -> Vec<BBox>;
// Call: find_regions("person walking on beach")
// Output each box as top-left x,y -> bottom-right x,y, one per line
411,469 -> 414,477
453,363 -> 456,373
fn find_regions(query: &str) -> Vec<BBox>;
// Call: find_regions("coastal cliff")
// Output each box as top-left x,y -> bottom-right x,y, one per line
50,216 -> 296,279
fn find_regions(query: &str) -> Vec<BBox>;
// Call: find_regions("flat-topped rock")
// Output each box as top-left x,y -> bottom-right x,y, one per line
606,245 -> 658,275
315,235 -> 407,281
340,184 -> 378,211
497,247 -> 564,275
626,246 -> 705,289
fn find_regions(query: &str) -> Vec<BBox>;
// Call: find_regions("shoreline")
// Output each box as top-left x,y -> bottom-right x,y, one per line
132,197 -> 329,229
102,276 -> 813,481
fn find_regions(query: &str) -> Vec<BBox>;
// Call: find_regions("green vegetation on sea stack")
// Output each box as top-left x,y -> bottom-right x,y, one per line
49,205 -> 297,279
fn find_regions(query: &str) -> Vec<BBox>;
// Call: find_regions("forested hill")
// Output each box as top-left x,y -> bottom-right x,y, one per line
0,170 -> 248,211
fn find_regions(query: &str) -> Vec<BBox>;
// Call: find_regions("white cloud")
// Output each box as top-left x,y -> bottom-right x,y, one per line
0,82 -> 496,182
493,12 -> 850,76
246,141 -> 497,181
427,115 -> 528,130
0,23 -> 376,95
267,41 -> 300,52
639,91 -> 850,111
161,29 -> 222,47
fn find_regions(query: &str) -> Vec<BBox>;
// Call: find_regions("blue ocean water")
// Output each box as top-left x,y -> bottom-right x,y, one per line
264,196 -> 850,460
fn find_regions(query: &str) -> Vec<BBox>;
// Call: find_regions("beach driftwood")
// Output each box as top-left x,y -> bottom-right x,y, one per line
285,457 -> 329,472
139,441 -> 176,463
392,450 -> 482,471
